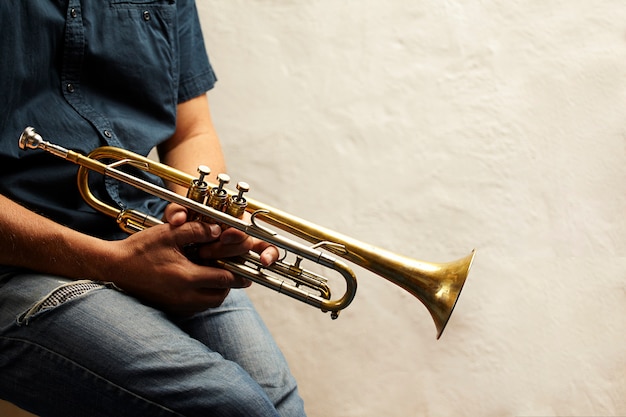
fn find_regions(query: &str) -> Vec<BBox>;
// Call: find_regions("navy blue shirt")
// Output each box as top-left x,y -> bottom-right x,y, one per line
0,1 -> 217,245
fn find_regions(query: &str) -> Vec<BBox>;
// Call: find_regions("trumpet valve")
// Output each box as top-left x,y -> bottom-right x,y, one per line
207,173 -> 230,211
196,165 -> 210,184
186,165 -> 211,222
226,181 -> 250,219
187,165 -> 210,203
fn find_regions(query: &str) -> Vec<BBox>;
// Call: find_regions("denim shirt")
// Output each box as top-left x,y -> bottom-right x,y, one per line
0,0 -> 216,244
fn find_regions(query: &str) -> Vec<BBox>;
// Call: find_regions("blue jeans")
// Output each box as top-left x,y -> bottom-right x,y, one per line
0,273 -> 306,417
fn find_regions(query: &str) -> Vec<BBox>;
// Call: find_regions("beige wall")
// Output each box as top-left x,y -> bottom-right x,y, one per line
5,2 -> 623,416
198,1 -> 626,416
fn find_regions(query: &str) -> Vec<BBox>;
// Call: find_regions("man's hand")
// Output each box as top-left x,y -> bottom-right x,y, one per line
105,203 -> 280,316
164,203 -> 280,267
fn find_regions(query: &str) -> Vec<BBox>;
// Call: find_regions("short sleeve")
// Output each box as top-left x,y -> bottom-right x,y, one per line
176,0 -> 217,103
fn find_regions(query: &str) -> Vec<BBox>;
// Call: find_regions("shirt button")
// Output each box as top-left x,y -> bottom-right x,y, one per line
70,8 -> 78,18
103,130 -> 113,138
143,10 -> 151,21
66,83 -> 75,93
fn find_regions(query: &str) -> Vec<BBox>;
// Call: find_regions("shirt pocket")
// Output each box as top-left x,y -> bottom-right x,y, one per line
82,1 -> 179,136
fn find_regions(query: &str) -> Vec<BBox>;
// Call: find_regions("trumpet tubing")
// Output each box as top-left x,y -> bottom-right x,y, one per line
19,127 -> 474,338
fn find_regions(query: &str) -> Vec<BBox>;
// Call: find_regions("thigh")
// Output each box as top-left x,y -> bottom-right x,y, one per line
173,289 -> 306,417
0,274 -> 281,417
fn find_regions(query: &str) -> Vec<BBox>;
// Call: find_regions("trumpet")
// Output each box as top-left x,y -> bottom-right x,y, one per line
19,127 -> 475,339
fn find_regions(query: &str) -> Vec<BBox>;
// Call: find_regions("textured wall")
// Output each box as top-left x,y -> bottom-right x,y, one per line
198,1 -> 626,416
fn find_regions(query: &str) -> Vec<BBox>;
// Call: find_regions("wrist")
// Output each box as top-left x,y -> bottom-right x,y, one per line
81,237 -> 128,284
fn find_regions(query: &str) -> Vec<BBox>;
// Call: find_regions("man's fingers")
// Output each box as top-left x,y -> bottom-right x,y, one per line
189,266 -> 251,289
173,221 -> 221,247
259,244 -> 280,266
164,203 -> 188,226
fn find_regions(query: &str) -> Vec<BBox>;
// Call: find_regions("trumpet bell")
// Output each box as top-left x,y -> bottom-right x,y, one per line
397,251 -> 475,339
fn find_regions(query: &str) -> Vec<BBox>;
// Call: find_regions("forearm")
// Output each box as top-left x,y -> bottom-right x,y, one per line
157,94 -> 279,267
158,94 -> 227,193
0,194 -> 114,281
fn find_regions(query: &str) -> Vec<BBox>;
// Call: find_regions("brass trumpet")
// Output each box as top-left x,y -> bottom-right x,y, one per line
19,127 -> 475,339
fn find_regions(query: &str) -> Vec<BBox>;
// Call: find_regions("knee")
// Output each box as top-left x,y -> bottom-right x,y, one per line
200,368 -> 305,417
182,374 -> 281,417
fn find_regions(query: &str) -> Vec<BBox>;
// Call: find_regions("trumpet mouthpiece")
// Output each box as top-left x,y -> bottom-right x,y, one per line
19,127 -> 43,150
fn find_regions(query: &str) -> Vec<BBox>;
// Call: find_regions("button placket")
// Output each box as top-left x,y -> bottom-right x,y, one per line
62,2 -> 83,99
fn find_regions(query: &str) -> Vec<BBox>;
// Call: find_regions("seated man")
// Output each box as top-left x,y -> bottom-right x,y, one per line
0,2 -> 306,416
